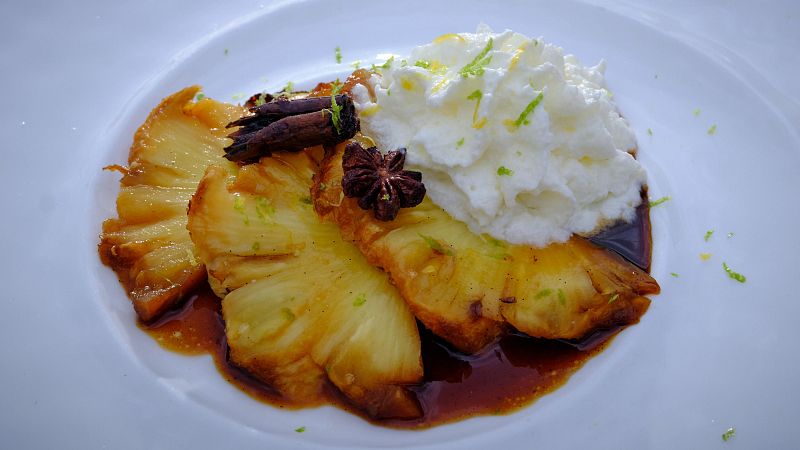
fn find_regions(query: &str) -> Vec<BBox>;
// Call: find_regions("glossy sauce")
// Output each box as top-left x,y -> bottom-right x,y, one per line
139,199 -> 652,428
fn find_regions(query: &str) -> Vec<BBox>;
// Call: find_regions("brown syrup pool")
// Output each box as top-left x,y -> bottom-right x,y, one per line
139,197 -> 651,428
140,284 -> 619,428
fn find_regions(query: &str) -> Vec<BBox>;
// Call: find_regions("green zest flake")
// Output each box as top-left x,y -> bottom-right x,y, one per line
513,92 -> 544,127
708,124 -> 717,135
535,289 -> 552,300
300,196 -> 312,205
670,272 -> 679,277
693,108 -> 701,116
282,81 -> 294,93
727,232 -> 735,238
557,289 -> 566,305
414,59 -> 431,69
335,46 -> 342,63
254,92 -> 268,107
195,92 -> 206,102
722,262 -> 747,283
281,307 -> 296,322
380,193 -> 390,201
649,196 -> 670,207
467,89 -> 483,124
233,195 -> 249,225
330,80 -> 344,135
400,59 -> 408,67
419,233 -> 454,256
607,293 -> 620,304
497,166 -> 514,176
647,128 -> 653,136
331,79 -> 343,96
251,242 -> 260,252
295,426 -> 306,433
704,230 -> 714,241
353,293 -> 367,307
459,38 -> 493,78
372,56 -> 395,72
255,196 -> 275,221
721,427 -> 735,442
350,60 -> 361,69
386,89 -> 391,96
318,182 -> 327,192
456,137 -> 465,148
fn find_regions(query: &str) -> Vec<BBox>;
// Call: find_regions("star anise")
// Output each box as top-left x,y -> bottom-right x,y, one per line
341,142 -> 426,221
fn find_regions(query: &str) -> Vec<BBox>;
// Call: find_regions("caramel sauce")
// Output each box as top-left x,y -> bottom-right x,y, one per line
140,285 -> 618,428
138,200 -> 650,428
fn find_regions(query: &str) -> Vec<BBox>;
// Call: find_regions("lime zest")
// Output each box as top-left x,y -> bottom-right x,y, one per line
295,426 -> 306,433
255,197 -> 275,221
330,79 -> 343,135
456,137 -> 465,147
459,38 -> 493,78
497,166 -> 514,176
353,293 -> 367,307
722,262 -> 746,283
721,427 -> 735,442
535,289 -> 552,299
607,293 -> 620,304
708,124 -> 717,135
513,92 -> 544,128
419,233 -> 454,256
649,196 -> 670,207
335,46 -> 342,63
704,230 -> 714,241
557,289 -> 566,305
414,59 -> 431,69
254,92 -> 268,106
467,89 -> 483,125
670,272 -> 679,277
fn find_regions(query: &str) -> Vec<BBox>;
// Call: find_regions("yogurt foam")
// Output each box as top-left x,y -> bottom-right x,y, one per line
351,26 -> 646,247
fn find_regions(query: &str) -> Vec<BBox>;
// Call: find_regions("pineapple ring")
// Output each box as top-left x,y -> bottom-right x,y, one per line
187,150 -> 423,419
99,87 -> 243,321
314,142 -> 660,353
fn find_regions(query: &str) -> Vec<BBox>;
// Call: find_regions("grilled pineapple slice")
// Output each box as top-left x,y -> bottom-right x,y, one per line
187,150 -> 423,419
99,87 -> 243,321
314,142 -> 660,353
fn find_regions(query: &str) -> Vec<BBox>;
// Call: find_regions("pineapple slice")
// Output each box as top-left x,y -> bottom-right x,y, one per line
313,142 -> 660,353
187,150 -> 423,419
99,87 -> 244,321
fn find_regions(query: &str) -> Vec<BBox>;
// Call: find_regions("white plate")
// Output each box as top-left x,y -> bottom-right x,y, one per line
2,1 -> 799,448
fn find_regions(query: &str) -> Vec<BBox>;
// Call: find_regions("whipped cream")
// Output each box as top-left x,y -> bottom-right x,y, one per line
351,26 -> 646,247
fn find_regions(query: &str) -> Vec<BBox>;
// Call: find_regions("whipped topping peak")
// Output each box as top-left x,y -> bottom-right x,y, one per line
351,26 -> 646,247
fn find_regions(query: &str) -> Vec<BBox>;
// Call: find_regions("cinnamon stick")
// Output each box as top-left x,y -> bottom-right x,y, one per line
224,95 -> 359,162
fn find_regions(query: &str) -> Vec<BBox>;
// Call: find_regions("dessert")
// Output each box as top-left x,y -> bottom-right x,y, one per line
98,27 -> 660,427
